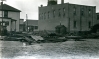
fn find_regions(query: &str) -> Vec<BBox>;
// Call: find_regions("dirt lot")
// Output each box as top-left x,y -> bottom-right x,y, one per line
0,39 -> 99,59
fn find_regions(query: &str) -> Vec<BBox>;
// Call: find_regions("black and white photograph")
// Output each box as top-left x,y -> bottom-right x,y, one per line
0,0 -> 99,59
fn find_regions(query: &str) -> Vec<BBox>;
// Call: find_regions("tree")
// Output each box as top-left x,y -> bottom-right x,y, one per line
90,24 -> 99,33
55,25 -> 67,35
0,26 -> 8,36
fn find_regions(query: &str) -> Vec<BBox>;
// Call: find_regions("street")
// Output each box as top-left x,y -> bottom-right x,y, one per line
0,39 -> 99,59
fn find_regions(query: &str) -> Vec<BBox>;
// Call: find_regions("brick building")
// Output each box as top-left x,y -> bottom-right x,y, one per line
38,0 -> 97,33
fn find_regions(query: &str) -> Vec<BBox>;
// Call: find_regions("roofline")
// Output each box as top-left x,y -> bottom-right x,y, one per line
20,19 -> 24,20
39,2 -> 96,8
26,19 -> 38,20
0,4 -> 21,12
67,2 -> 96,7
0,9 -> 21,12
96,12 -> 99,14
0,17 -> 17,21
25,20 -> 38,22
0,17 -> 12,19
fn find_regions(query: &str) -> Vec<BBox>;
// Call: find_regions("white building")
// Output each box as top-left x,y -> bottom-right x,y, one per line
0,2 -> 21,32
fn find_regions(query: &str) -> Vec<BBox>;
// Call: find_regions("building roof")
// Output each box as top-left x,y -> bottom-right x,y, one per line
24,20 -> 38,26
20,19 -> 24,20
39,2 -> 96,8
0,4 -> 21,12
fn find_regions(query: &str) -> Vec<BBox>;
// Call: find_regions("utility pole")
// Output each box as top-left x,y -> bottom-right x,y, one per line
0,0 -> 6,35
1,1 -> 3,27
26,14 -> 28,32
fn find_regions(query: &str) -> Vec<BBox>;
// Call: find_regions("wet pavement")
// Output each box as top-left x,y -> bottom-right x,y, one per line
0,39 -> 99,59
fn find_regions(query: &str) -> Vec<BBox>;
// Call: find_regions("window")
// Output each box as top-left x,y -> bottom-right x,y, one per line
73,7 -> 76,15
58,9 -> 61,17
5,21 -> 9,26
35,26 -> 38,29
88,21 -> 91,28
81,8 -> 84,16
63,8 -> 65,12
63,8 -> 65,17
39,14 -> 41,19
97,15 -> 99,20
74,21 -> 77,28
53,10 -> 55,17
0,22 -> 1,25
42,13 -> 43,20
4,11 -> 8,17
89,9 -> 91,16
44,12 -> 46,19
48,11 -> 50,19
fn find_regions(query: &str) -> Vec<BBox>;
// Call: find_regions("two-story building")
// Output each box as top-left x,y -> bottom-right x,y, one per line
0,2 -> 21,32
38,0 -> 97,33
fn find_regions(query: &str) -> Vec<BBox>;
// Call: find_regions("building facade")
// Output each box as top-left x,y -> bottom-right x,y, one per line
96,13 -> 99,24
38,0 -> 97,33
19,19 -> 25,32
0,2 -> 21,32
24,20 -> 38,32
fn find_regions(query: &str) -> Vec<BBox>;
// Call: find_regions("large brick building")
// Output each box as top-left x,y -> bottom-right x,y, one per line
38,0 -> 97,33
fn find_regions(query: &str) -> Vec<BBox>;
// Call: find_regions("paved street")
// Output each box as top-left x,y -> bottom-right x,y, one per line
0,39 -> 99,59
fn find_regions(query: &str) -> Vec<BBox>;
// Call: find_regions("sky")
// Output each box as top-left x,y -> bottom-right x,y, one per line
1,0 -> 99,20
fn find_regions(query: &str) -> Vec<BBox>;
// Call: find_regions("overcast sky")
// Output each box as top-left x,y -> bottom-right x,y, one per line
2,0 -> 99,20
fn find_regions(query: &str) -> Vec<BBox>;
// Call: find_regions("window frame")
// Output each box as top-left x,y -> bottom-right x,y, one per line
88,21 -> 91,28
4,11 -> 8,18
58,9 -> 61,17
74,20 -> 77,28
73,7 -> 76,15
63,8 -> 65,17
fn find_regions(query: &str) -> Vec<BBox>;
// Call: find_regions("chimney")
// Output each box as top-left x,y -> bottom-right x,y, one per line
41,4 -> 43,7
61,0 -> 64,4
1,2 -> 3,5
